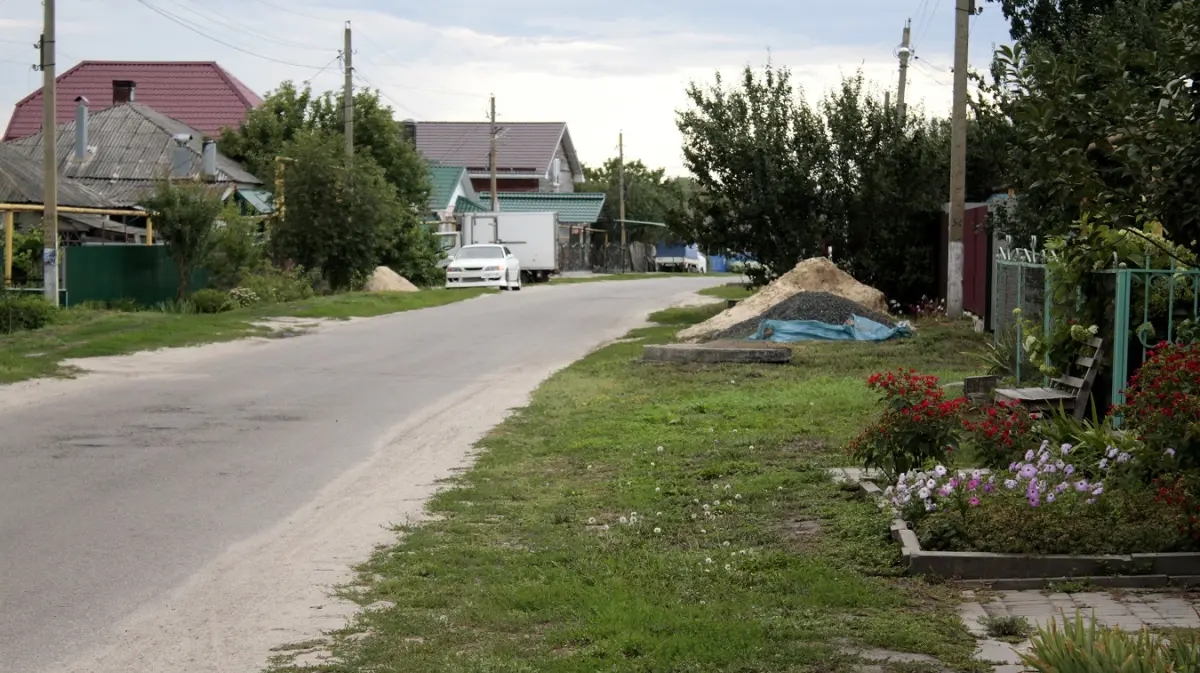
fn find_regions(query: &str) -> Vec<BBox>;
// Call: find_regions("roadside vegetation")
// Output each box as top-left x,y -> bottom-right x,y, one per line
269,307 -> 989,672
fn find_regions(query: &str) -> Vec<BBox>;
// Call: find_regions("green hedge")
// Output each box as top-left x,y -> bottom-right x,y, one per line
0,293 -> 55,334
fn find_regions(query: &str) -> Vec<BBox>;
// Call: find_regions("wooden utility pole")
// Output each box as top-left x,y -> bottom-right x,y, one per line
343,21 -> 353,164
618,131 -> 626,271
41,0 -> 58,305
947,0 -> 972,318
896,18 -> 911,121
489,95 -> 498,212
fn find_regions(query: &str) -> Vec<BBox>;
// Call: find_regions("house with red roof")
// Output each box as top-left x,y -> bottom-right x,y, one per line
3,60 -> 261,142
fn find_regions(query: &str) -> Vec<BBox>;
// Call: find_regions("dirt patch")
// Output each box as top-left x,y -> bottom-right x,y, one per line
363,267 -> 419,293
678,258 -> 888,341
783,518 -> 823,541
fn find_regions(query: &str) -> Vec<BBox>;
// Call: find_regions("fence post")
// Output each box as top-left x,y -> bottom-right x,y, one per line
1112,268 -> 1132,416
1043,264 -> 1052,385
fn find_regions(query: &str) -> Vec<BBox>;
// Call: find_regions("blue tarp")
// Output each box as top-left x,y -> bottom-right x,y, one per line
750,315 -> 912,343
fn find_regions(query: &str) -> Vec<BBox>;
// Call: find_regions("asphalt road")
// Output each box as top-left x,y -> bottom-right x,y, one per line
0,277 -> 723,673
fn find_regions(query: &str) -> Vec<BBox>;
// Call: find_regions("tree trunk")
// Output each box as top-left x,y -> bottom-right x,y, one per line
177,262 -> 189,300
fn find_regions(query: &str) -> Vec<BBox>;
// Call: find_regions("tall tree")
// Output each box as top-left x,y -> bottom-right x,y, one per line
269,132 -> 404,290
579,159 -> 685,242
676,63 -> 828,279
141,180 -> 225,299
219,82 -> 429,208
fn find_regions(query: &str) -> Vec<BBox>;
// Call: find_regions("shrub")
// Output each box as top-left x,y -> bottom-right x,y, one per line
154,299 -> 197,314
190,288 -> 231,314
0,293 -> 55,333
227,287 -> 260,308
1116,341 -> 1200,470
961,401 -> 1035,468
239,264 -> 316,303
1021,611 -> 1200,673
847,369 -> 967,479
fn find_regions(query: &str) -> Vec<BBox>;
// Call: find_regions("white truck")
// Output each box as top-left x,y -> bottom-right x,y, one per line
438,211 -> 559,283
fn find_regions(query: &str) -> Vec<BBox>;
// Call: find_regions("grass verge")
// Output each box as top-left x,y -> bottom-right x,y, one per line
698,283 -> 755,302
271,309 -> 990,672
549,272 -> 737,285
0,289 -> 490,384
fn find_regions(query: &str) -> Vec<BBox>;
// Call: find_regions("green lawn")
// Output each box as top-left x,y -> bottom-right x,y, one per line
0,289 -> 491,384
698,283 -> 755,301
271,309 -> 991,672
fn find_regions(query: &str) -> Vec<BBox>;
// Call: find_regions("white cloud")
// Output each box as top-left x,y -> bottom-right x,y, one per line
0,0 -> 967,178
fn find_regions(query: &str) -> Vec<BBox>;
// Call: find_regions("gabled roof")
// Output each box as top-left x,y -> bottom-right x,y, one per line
6,103 -> 261,207
427,165 -> 468,212
414,121 -> 583,182
4,61 -> 261,141
0,143 -> 116,208
477,191 -> 606,224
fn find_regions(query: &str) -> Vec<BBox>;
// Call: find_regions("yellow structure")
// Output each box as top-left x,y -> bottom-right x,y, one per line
1,203 -> 148,288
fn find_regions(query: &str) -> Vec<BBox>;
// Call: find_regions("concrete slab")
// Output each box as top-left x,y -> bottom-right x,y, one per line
642,340 -> 793,364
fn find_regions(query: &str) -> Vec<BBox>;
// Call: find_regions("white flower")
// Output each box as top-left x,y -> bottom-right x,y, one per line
722,541 -> 730,547
656,446 -> 664,453
724,484 -> 731,490
1088,324 -> 1099,335
691,513 -> 698,520
734,494 -> 743,500
651,462 -> 656,466
926,479 -> 936,489
1107,447 -> 1119,459
586,464 -> 593,470
724,564 -> 732,571
653,527 -> 662,534
587,517 -> 597,525
601,524 -> 610,531
971,470 -> 982,480
918,487 -> 931,499
1024,335 -> 1037,352
619,516 -> 629,524
705,557 -> 713,564
629,516 -> 638,524
714,500 -> 721,506
703,504 -> 710,511
749,445 -> 755,450
700,529 -> 706,533
934,465 -> 948,477
655,487 -> 661,492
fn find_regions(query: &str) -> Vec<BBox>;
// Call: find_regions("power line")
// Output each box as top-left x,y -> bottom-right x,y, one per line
353,70 -> 426,120
354,28 -> 481,99
914,0 -> 942,48
162,0 -> 330,52
242,0 -> 326,20
133,0 -> 329,68
914,54 -> 950,73
302,52 -> 342,86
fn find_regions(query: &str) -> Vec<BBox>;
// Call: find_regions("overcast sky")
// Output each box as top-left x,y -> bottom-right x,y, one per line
0,0 -> 1012,176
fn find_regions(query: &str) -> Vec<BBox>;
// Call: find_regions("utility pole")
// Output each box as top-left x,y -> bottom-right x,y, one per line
489,94 -> 498,212
896,18 -> 911,121
41,0 -> 58,305
947,0 -> 972,318
618,131 -> 626,272
343,21 -> 353,164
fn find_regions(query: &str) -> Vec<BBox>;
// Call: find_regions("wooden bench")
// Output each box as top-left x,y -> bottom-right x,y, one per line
993,337 -> 1103,420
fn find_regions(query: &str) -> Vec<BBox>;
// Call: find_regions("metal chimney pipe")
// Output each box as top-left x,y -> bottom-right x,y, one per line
201,139 -> 217,181
170,133 -> 192,179
74,96 -> 89,161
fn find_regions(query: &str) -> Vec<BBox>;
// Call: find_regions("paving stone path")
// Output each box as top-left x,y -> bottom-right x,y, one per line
960,589 -> 1200,672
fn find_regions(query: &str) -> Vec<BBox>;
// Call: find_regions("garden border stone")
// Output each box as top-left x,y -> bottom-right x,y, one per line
827,468 -> 1200,586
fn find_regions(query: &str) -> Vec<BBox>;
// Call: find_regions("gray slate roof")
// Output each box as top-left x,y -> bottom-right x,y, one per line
0,142 -> 117,208
7,103 -> 260,206
413,121 -> 582,179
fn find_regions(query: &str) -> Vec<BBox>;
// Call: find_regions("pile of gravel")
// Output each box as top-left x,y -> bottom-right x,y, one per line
716,291 -> 896,340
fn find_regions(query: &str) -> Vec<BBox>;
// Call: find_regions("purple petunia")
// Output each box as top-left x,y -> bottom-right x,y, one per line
1019,464 -> 1038,479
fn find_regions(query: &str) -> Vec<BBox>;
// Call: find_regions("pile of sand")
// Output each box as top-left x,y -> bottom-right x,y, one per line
678,257 -> 888,341
363,266 -> 419,293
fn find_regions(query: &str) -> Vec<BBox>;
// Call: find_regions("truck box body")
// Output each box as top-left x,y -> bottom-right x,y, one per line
457,211 -> 559,278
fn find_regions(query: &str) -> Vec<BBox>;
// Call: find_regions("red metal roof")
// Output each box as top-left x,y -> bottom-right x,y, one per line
3,61 -> 262,141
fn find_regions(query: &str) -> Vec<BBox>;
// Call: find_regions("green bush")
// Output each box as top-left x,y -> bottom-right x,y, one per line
227,287 -> 260,308
154,299 -> 197,314
239,264 -> 316,303
0,293 -> 55,333
1022,611 -> 1200,672
190,288 -> 231,314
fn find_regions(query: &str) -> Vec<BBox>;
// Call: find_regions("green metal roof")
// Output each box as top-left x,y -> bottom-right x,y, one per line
235,186 -> 275,214
427,165 -> 467,213
455,195 -> 488,213
476,191 -> 606,224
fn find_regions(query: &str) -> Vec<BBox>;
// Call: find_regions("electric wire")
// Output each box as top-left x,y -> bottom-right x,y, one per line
132,0 -> 330,69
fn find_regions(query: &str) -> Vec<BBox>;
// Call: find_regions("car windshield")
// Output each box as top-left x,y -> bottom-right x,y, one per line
455,247 -> 505,260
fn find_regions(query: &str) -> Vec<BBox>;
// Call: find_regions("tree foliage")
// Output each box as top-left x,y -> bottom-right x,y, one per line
579,159 -> 686,242
986,0 -> 1175,48
142,180 -> 225,299
219,82 -> 429,209
994,0 -> 1200,243
675,65 -> 1010,303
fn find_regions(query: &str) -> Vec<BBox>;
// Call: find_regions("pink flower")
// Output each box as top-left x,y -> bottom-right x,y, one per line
968,497 -> 980,507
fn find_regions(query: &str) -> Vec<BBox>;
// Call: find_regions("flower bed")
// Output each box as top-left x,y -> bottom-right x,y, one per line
846,354 -> 1200,578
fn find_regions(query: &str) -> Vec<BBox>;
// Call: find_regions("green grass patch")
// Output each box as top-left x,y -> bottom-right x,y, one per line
697,283 -> 756,301
0,289 -> 490,384
274,316 -> 991,672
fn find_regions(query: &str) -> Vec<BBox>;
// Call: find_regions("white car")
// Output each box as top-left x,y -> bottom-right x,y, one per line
444,244 -> 523,291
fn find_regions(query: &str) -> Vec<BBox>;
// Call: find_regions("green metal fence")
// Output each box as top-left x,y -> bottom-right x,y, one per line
64,245 -> 208,307
993,252 -> 1200,416
1105,261 -> 1200,408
